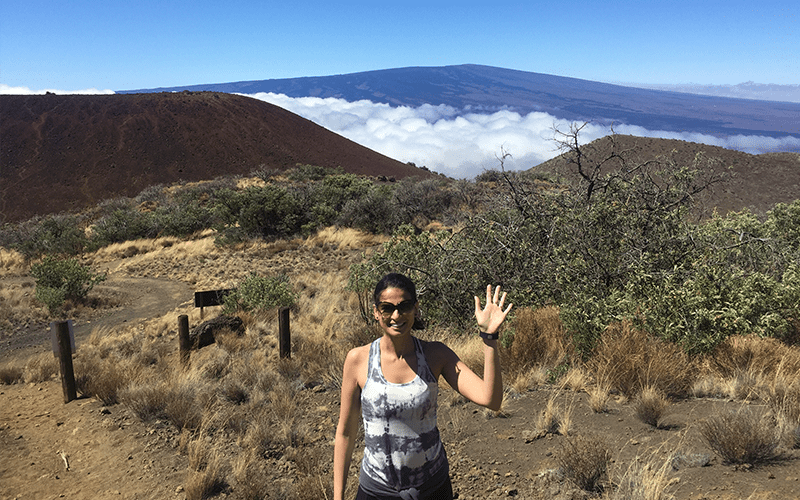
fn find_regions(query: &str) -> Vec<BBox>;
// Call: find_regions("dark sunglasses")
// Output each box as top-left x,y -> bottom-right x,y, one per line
376,299 -> 417,318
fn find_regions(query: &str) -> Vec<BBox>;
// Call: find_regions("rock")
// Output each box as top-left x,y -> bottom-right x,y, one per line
189,315 -> 244,349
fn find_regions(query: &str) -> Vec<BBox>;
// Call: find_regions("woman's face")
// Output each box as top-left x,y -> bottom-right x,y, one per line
373,287 -> 417,338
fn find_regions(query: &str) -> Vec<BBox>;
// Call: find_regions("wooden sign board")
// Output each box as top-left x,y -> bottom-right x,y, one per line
194,289 -> 234,308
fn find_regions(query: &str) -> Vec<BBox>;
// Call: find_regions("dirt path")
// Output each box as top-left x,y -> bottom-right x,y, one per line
1,275 -> 193,361
0,379 -> 187,500
1,270 -> 194,499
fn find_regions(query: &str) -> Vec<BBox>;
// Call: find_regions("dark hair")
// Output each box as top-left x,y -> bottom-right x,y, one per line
373,273 -> 417,305
373,273 -> 424,330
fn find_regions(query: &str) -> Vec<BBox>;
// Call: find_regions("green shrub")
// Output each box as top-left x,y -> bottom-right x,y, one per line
90,206 -> 155,247
223,274 -> 297,314
30,255 -> 107,313
214,185 -> 302,241
348,134 -> 800,356
287,164 -> 343,182
297,173 -> 374,232
0,213 -> 88,259
337,184 -> 402,234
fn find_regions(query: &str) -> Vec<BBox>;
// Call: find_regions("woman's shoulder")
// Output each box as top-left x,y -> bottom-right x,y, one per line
418,338 -> 457,361
346,342 -> 371,361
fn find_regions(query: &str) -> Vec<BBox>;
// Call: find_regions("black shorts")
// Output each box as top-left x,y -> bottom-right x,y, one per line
354,478 -> 454,500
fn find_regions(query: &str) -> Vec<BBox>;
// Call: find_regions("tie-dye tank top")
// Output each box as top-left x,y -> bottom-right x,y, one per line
359,336 -> 448,496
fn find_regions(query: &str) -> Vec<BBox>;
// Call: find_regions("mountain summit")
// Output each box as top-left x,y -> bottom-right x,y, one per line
122,64 -> 800,140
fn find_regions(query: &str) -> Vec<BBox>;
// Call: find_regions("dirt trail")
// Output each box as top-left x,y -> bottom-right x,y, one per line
1,379 -> 188,500
1,275 -> 193,361
1,269 -> 194,499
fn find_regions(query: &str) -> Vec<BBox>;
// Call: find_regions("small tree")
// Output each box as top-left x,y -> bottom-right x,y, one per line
222,274 -> 297,314
30,255 -> 107,314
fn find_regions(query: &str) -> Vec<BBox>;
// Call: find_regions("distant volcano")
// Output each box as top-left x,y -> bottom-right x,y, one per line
0,92 -> 430,223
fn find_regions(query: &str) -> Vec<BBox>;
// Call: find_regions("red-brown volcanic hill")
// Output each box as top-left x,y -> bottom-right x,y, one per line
0,92 -> 430,223
534,134 -> 800,215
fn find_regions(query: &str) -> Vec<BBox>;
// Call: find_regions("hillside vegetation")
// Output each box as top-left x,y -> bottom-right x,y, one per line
2,132 -> 800,499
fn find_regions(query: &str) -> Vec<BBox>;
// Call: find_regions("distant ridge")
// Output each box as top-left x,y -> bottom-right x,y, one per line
121,64 -> 800,140
535,134 -> 800,216
0,92 -> 428,224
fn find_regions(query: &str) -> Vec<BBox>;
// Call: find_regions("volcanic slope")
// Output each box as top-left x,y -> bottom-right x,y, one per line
0,92 -> 429,223
534,134 -> 800,216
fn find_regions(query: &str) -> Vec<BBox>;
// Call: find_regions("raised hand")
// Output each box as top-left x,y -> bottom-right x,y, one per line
474,285 -> 513,334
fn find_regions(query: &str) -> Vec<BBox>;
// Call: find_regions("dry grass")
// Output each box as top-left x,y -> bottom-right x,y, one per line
185,437 -> 227,500
536,392 -> 576,436
10,224 -> 800,499
0,281 -> 48,332
634,386 -> 670,428
0,362 -> 24,384
765,383 -> 800,449
709,335 -> 800,381
611,450 -> 676,500
555,433 -> 611,493
588,380 -> 612,413
503,306 -> 572,380
23,352 -> 59,383
589,322 -> 694,398
0,247 -> 27,275
699,407 -> 782,465
561,366 -> 587,392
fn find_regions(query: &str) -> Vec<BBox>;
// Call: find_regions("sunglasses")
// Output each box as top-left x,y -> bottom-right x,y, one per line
376,299 -> 417,318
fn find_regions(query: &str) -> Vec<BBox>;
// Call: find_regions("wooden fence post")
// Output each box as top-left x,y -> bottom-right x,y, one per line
178,314 -> 190,366
54,321 -> 77,403
279,306 -> 291,359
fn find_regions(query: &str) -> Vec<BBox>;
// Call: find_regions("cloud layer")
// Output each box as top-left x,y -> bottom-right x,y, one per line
248,92 -> 800,179
0,84 -> 115,95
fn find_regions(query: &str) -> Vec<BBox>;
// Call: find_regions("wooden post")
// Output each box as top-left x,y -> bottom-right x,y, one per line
279,306 -> 291,359
54,321 -> 77,403
178,315 -> 190,366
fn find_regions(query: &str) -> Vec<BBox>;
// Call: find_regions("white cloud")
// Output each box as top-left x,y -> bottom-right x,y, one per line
246,92 -> 800,179
247,92 -> 606,178
0,84 -> 115,95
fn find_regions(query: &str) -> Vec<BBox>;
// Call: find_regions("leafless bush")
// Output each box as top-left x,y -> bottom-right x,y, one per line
555,433 -> 611,493
699,408 -> 782,464
634,386 -> 670,428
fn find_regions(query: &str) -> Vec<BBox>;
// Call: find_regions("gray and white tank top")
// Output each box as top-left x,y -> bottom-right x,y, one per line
359,336 -> 447,496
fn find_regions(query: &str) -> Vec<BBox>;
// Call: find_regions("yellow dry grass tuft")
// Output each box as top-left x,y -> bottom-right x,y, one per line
0,247 -> 27,275
589,322 -> 694,398
634,385 -> 670,428
503,306 -> 571,380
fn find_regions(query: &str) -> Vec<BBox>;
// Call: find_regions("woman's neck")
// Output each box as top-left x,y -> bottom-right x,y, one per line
381,334 -> 415,360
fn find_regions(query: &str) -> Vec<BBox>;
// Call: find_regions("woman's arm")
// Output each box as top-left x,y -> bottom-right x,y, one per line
439,285 -> 512,411
333,348 -> 363,500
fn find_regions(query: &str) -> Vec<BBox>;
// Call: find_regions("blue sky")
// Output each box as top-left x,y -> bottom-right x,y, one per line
2,0 -> 798,92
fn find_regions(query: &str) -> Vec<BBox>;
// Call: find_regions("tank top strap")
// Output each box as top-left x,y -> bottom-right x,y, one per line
366,338 -> 382,382
412,337 -> 436,384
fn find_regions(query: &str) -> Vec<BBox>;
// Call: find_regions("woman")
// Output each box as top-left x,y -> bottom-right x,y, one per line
334,273 -> 513,500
